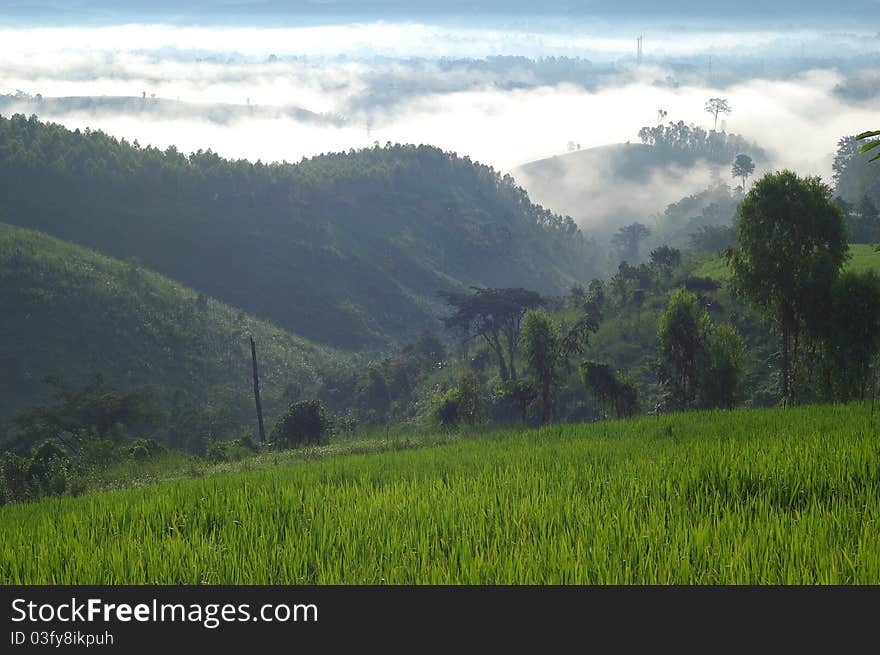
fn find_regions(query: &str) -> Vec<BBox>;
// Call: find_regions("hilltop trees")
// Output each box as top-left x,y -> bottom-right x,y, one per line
637,121 -> 762,165
705,98 -> 732,131
726,171 -> 848,405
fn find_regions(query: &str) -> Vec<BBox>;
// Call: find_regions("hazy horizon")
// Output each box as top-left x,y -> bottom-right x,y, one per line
2,15 -> 876,228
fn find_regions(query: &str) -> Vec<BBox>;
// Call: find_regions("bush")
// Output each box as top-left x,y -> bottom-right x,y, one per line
431,372 -> 484,430
127,438 -> 166,460
79,438 -> 125,466
488,379 -> 537,425
270,400 -> 332,448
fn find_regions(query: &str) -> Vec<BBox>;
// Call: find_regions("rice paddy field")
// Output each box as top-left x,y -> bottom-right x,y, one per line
2,403 -> 879,584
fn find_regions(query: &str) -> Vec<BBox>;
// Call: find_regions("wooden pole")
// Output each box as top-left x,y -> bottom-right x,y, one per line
250,336 -> 266,445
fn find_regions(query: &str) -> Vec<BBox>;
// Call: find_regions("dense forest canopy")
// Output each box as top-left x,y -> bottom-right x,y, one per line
0,113 -> 597,350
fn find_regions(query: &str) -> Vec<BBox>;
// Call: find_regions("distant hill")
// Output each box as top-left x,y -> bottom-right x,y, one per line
0,223 -> 343,427
0,94 -> 343,127
0,114 -> 597,351
513,143 -> 717,237
513,136 -> 765,241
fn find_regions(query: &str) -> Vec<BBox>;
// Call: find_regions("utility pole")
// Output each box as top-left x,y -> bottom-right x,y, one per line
636,36 -> 643,65
250,336 -> 266,445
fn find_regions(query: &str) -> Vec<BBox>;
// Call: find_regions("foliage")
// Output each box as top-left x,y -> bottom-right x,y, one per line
521,310 -> 563,424
813,271 -> 880,402
697,323 -> 746,409
657,288 -> 745,411
0,113 -> 597,350
637,121 -> 763,164
611,222 -> 651,264
731,154 -> 755,191
0,223 -> 339,439
439,287 -> 544,381
726,170 -> 849,404
206,433 -> 260,463
833,135 -> 880,205
431,371 -> 484,430
270,400 -> 333,448
5,374 -> 155,453
580,361 -> 639,419
657,288 -> 711,409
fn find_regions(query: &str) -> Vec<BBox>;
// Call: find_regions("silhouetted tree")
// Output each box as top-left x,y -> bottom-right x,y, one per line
705,97 -> 731,131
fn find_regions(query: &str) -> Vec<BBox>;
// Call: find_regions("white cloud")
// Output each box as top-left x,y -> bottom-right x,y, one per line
0,21 -> 875,229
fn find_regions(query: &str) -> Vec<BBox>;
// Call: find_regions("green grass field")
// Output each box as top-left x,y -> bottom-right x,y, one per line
2,403 -> 878,584
695,243 -> 880,281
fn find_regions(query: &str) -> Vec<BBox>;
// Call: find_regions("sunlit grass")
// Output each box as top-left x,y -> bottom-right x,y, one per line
1,403 -> 878,584
695,243 -> 880,281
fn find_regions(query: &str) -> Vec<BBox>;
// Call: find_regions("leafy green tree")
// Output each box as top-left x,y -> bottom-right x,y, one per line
657,288 -> 710,409
521,310 -> 562,424
432,371 -> 484,429
580,361 -> 639,419
649,245 -> 681,277
726,171 -> 848,405
8,375 -> 154,453
815,271 -> 880,401
731,154 -> 755,192
439,287 -> 544,382
561,280 -> 604,357
270,399 -> 332,448
697,323 -> 746,409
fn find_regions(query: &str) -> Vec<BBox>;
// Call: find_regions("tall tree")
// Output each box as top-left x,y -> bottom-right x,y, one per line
521,310 -> 562,425
814,271 -> 880,402
611,222 -> 651,264
705,98 -> 732,131
657,288 -> 710,409
726,171 -> 849,405
439,287 -> 544,382
731,154 -> 755,192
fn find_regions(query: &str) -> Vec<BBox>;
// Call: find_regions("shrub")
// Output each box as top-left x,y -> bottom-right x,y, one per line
270,400 -> 332,448
128,438 -> 166,460
431,372 -> 484,430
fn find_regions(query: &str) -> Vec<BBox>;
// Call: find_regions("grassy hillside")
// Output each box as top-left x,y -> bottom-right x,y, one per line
0,223 -> 344,426
0,113 -> 597,350
695,243 -> 880,281
2,403 -> 878,584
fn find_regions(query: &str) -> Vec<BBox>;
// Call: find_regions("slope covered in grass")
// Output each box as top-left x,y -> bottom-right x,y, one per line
1,403 -> 877,584
695,243 -> 880,281
0,222 -> 344,425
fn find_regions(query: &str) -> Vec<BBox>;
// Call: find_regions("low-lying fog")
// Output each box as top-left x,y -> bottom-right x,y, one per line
2,19 -> 877,234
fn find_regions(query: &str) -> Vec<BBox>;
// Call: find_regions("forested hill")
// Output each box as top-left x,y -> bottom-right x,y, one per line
0,223 -> 342,437
0,114 -> 596,350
